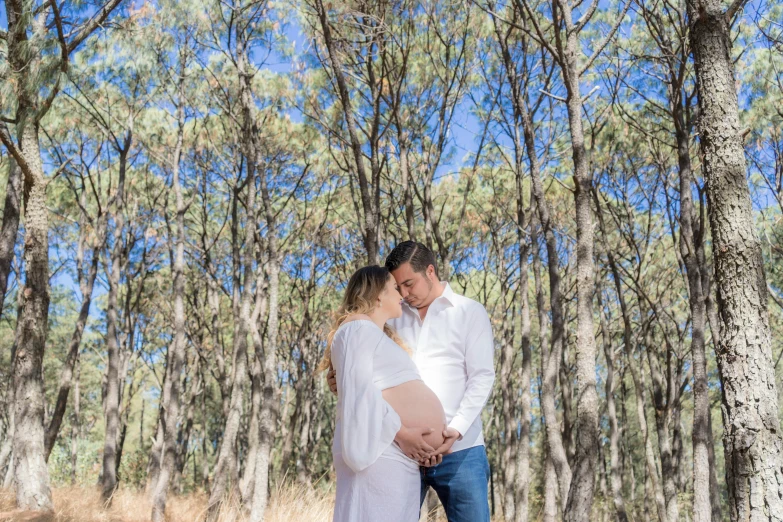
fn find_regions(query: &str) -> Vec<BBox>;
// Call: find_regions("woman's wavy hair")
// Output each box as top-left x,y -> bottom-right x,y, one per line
317,265 -> 410,372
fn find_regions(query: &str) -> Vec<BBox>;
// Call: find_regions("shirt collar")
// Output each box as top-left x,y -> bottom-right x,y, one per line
439,281 -> 456,306
402,281 -> 455,313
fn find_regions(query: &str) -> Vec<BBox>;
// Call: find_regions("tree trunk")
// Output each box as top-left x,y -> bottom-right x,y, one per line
12,118 -> 53,511
527,94 -> 571,515
206,53 -> 258,516
594,191 -> 668,522
597,290 -> 628,521
561,33 -> 599,521
0,161 -> 21,319
151,76 -> 188,521
44,221 -> 101,461
498,281 -> 516,520
688,1 -> 783,519
296,389 -> 315,485
101,140 -> 130,503
314,0 -> 379,264
532,221 -> 559,522
70,358 -> 80,485
512,137 -> 532,522
0,393 -> 14,486
0,422 -> 12,480
248,142 -> 282,522
146,390 -> 166,494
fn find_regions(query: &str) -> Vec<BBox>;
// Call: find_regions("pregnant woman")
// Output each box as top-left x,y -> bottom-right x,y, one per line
318,265 -> 446,522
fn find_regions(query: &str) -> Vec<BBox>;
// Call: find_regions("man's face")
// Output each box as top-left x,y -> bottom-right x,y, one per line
390,262 -> 437,309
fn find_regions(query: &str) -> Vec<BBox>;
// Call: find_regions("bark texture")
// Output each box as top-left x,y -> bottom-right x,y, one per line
688,1 -> 783,520
12,125 -> 53,510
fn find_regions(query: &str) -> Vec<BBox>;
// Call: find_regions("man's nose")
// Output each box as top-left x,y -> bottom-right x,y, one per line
399,286 -> 408,298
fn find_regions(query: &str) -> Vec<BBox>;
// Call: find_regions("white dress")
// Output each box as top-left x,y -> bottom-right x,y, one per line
331,320 -> 422,522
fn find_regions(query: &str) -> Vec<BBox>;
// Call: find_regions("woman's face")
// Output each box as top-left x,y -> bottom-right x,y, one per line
377,276 -> 404,319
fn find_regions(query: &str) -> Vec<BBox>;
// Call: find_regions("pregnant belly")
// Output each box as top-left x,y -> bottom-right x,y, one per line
382,380 -> 446,449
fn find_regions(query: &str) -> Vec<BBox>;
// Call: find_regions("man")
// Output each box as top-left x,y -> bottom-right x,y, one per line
329,241 -> 495,522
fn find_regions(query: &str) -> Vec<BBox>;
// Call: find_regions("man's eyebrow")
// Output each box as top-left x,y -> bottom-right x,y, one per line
400,279 -> 414,286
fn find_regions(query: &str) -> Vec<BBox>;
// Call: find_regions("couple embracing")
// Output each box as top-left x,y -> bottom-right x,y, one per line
320,241 -> 495,522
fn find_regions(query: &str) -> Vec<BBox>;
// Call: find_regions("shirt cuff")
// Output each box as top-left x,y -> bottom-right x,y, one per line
448,416 -> 471,440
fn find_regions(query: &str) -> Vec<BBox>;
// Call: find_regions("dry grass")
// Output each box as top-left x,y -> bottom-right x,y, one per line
0,483 -> 335,522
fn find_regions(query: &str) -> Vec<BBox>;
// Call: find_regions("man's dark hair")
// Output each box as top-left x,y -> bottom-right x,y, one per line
385,241 -> 439,277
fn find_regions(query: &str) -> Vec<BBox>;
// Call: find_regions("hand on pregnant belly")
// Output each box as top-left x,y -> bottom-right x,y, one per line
383,380 -> 447,459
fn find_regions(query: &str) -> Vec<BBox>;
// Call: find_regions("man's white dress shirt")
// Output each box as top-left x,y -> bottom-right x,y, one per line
389,282 -> 495,453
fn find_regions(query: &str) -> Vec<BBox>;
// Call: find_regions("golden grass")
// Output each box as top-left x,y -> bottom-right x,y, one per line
0,483 -> 335,522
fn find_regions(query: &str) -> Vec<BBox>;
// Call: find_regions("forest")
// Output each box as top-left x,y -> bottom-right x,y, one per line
1,0 -> 783,520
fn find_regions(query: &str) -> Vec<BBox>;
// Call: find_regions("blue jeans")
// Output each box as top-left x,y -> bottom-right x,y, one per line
420,445 -> 490,522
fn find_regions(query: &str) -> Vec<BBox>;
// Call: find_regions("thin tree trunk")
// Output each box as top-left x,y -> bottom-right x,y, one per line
0,161 -> 21,319
512,135 -> 532,522
688,1 -> 783,520
701,248 -> 723,522
0,406 -> 13,482
314,0 -> 379,264
527,91 -> 571,515
151,68 -> 188,521
597,289 -> 628,521
241,353 -> 263,501
643,323 -> 679,522
594,191 -> 668,522
278,383 -> 300,480
533,220 -> 559,522
174,380 -> 197,494
146,383 -> 166,494
671,91 -> 712,522
248,146 -> 282,522
561,31 -> 599,521
206,52 -> 258,516
70,358 -> 80,485
498,278 -> 516,520
296,389 -> 314,485
44,218 -> 102,461
201,376 -> 211,491
102,138 -> 130,504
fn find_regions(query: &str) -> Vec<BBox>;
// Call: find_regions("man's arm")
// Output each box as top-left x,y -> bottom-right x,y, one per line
447,307 -> 495,438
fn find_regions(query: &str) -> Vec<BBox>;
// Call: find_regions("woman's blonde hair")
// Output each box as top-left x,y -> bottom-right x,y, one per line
317,265 -> 410,372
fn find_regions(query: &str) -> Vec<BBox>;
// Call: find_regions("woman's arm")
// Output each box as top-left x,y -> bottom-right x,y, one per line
332,324 -> 401,472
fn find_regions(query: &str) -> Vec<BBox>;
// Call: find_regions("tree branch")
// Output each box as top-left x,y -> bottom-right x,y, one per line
0,121 -> 35,185
512,0 -> 562,63
725,0 -> 749,26
36,0 -> 70,123
574,0 -> 600,33
579,0 -> 632,77
67,0 -> 126,54
539,88 -> 566,102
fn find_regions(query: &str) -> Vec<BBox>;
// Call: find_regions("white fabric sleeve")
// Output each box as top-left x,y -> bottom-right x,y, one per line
332,324 -> 401,472
448,306 -> 496,438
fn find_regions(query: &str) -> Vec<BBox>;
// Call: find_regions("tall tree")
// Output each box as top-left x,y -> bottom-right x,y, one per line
687,0 -> 783,520
0,0 -> 124,510
515,0 -> 630,515
150,39 -> 190,522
